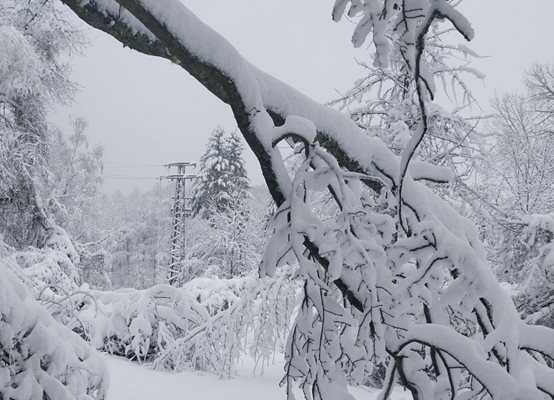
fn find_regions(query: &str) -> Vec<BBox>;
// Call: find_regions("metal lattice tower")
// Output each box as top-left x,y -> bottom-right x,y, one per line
163,162 -> 196,286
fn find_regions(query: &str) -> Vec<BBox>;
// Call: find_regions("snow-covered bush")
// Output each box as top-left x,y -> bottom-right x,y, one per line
13,248 -> 80,294
4,226 -> 83,296
41,269 -> 297,375
43,284 -> 209,362
0,258 -> 108,400
155,268 -> 297,376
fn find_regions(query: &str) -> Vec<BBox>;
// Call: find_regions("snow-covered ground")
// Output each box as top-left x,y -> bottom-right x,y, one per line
106,355 -> 410,400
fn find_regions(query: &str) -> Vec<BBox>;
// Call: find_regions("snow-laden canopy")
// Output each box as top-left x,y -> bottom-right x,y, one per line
56,1 -> 554,399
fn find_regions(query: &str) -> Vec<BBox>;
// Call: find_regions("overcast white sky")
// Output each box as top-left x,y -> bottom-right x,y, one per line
51,0 -> 554,193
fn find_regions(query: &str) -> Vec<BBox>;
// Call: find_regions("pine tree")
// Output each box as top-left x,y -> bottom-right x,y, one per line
191,127 -> 228,218
225,130 -> 251,201
191,127 -> 251,218
186,128 -> 255,280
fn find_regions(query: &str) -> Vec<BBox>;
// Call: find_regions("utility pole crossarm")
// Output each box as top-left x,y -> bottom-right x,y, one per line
161,174 -> 197,180
165,161 -> 196,168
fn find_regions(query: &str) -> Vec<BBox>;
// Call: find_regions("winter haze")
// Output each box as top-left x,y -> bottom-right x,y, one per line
51,0 -> 554,193
2,1 -> 554,400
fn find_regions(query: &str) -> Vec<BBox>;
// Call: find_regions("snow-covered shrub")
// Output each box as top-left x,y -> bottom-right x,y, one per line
40,268 -> 297,375
182,276 -> 246,315
0,258 -> 108,400
10,225 -> 111,294
155,268 -> 297,376
13,246 -> 80,294
48,284 -> 210,362
44,225 -> 80,265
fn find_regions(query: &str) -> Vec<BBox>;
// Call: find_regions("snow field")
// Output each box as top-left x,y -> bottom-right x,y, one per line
106,355 -> 410,400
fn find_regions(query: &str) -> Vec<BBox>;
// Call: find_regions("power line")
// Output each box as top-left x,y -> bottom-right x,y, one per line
102,174 -> 161,180
103,161 -> 166,167
103,165 -> 165,169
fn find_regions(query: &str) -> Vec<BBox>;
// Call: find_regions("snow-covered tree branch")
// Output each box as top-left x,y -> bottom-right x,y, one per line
54,1 -> 554,399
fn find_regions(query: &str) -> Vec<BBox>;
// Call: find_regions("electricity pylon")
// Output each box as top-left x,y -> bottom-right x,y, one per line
162,161 -> 196,286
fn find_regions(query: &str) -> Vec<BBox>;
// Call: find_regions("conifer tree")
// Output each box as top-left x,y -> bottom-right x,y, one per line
191,127 -> 251,219
191,127 -> 228,218
225,130 -> 251,201
187,127 -> 255,279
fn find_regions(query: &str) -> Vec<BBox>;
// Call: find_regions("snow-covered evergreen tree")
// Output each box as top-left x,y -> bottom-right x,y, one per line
191,127 -> 229,218
225,130 -> 251,200
191,127 -> 251,219
185,128 -> 257,280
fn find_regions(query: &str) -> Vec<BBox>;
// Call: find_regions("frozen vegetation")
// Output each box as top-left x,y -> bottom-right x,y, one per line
1,1 -> 554,400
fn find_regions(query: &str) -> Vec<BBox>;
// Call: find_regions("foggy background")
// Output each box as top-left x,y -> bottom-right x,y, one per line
51,0 -> 554,193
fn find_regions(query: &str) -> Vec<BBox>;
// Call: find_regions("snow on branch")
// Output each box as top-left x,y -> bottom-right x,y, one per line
55,1 -> 554,399
59,0 -> 453,193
